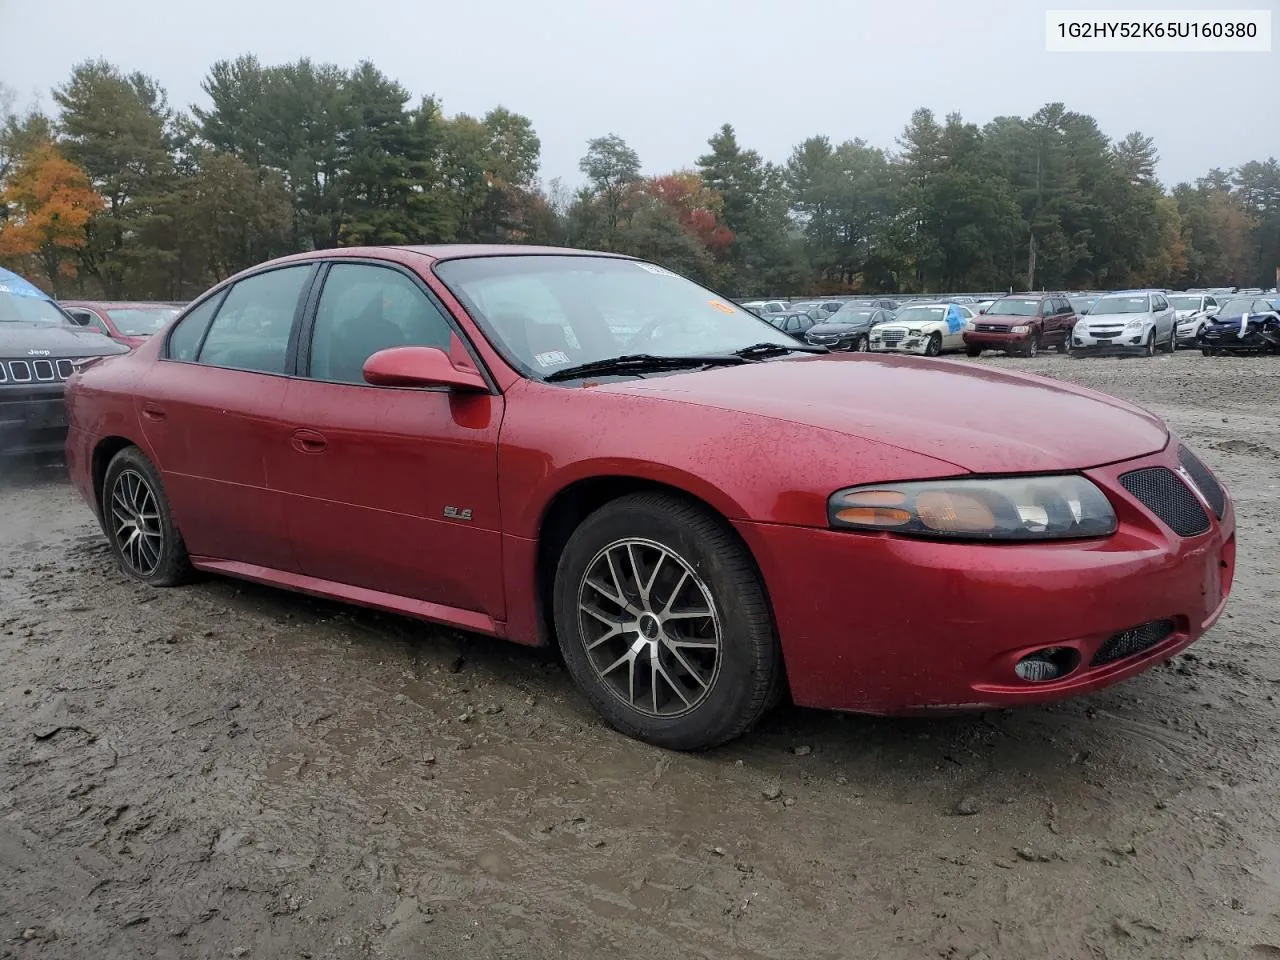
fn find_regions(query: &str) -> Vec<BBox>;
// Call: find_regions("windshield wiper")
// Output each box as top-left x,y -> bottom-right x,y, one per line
732,341 -> 829,358
543,353 -> 747,382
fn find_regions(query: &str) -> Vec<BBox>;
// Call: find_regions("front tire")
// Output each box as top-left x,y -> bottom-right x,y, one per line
964,345 -> 982,357
101,446 -> 192,587
552,493 -> 780,751
1023,333 -> 1040,358
925,332 -> 943,357
1142,331 -> 1156,357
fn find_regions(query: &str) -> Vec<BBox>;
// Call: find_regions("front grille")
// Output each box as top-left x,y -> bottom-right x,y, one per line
880,329 -> 905,345
976,323 -> 1007,333
1178,445 -> 1226,519
1119,466 -> 1210,537
1,358 -> 81,384
1091,619 -> 1176,667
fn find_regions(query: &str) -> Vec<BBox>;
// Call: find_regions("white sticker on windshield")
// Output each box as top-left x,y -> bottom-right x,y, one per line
635,262 -> 678,277
534,350 -> 571,367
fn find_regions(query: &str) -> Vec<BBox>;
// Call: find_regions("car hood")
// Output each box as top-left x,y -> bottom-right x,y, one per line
599,354 -> 1168,473
807,320 -> 867,334
0,322 -> 129,358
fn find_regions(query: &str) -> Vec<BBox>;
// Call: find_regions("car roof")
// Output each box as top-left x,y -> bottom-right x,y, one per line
60,300 -> 178,308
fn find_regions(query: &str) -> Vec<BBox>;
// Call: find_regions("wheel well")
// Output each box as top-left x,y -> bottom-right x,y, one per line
534,477 -> 769,649
92,436 -> 135,510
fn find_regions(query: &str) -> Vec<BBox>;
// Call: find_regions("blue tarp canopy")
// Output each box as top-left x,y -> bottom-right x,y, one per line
0,266 -> 51,300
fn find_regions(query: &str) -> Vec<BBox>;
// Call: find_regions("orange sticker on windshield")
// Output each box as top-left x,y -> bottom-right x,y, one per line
708,300 -> 735,314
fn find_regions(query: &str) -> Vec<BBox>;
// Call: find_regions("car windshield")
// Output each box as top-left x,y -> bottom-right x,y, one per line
1217,298 -> 1255,316
0,290 -> 68,325
986,298 -> 1041,317
892,305 -> 946,324
1090,296 -> 1150,315
433,255 -> 798,378
1169,296 -> 1204,311
828,308 -> 875,323
106,306 -> 181,336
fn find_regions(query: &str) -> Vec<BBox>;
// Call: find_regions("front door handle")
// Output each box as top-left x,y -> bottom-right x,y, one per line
291,428 -> 327,454
141,402 -> 166,421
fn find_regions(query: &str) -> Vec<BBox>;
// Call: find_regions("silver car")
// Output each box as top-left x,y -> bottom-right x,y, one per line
1071,292 -> 1177,356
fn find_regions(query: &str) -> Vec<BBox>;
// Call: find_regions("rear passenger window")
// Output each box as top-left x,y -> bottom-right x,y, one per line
197,266 -> 311,374
167,295 -> 223,362
307,263 -> 453,385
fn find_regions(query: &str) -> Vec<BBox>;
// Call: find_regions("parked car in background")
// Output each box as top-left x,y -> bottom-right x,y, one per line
63,244 -> 1235,750
740,300 -> 788,317
61,300 -> 183,349
869,302 -> 974,356
1198,297 -> 1280,354
0,268 -> 129,456
1071,292 -> 1176,356
804,305 -> 894,352
962,293 -> 1075,357
767,309 -> 823,340
1168,293 -> 1221,347
1069,295 -> 1099,315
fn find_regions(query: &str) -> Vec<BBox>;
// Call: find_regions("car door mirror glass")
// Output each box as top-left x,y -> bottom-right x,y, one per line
362,345 -> 487,391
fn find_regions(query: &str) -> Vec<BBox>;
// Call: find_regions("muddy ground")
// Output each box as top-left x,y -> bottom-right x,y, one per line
1,349 -> 1279,960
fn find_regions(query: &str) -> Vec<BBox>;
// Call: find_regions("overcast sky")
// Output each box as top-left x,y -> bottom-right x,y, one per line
2,0 -> 1275,188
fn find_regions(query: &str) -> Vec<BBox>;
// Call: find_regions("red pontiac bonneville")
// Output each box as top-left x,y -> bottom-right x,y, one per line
64,247 -> 1236,750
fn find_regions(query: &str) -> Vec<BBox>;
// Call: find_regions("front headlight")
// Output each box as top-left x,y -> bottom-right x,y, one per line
1125,318 -> 1145,329
964,320 -> 976,331
827,475 -> 1117,541
907,328 -> 921,335
1011,325 -> 1030,334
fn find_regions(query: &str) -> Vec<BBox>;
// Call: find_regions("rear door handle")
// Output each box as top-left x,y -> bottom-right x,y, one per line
291,428 -> 327,454
141,402 -> 166,421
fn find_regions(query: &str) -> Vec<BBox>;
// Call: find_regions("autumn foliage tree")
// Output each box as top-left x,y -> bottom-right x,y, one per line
0,142 -> 103,295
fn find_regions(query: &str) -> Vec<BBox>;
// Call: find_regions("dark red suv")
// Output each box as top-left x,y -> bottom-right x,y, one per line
963,294 -> 1077,357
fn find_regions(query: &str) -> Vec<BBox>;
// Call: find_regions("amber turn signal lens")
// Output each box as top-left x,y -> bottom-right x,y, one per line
834,506 -> 912,527
915,491 -> 997,533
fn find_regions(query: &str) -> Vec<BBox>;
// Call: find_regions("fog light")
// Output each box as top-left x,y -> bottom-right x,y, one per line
1014,647 -> 1080,682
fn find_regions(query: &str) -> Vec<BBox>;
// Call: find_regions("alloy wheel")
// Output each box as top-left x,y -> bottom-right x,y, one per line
109,468 -> 164,576
575,538 -> 722,718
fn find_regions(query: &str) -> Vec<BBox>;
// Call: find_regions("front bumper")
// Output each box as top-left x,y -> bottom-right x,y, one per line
1199,328 -> 1279,352
733,444 -> 1235,714
0,383 -> 68,455
963,329 -> 1030,350
1072,327 -> 1148,353
1175,326 -> 1202,346
869,332 -> 931,354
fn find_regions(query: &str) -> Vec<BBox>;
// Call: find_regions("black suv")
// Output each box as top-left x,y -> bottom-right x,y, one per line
0,268 -> 128,456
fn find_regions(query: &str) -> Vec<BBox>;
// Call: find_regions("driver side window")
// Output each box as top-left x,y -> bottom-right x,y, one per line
307,263 -> 453,385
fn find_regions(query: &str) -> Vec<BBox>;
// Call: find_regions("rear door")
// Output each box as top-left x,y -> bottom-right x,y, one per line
273,259 -> 506,621
136,264 -> 316,570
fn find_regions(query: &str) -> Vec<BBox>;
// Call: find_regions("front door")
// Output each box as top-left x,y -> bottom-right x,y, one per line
273,260 -> 506,621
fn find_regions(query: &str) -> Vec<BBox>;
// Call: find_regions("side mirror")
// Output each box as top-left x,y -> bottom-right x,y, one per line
978,307 -> 987,314
362,346 -> 487,391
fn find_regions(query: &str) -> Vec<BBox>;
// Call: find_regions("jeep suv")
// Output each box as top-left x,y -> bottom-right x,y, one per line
0,268 -> 128,455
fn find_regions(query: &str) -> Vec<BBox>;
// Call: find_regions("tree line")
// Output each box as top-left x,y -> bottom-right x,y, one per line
1,56 -> 1276,300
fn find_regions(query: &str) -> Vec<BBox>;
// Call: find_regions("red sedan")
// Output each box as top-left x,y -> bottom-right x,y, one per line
63,247 -> 1236,750
60,300 -> 183,349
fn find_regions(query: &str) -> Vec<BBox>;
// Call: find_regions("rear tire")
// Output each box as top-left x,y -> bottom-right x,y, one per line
1055,336 -> 1071,354
100,446 -> 192,587
552,493 -> 780,751
1161,325 -> 1176,353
